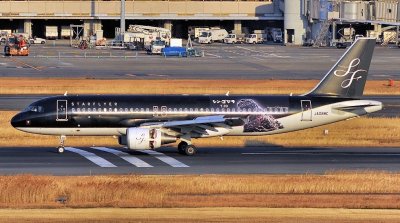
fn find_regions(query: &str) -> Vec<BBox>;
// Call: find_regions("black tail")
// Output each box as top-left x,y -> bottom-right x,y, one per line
306,38 -> 376,98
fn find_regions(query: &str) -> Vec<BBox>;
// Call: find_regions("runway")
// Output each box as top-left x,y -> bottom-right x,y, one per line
1,95 -> 398,117
0,146 -> 399,175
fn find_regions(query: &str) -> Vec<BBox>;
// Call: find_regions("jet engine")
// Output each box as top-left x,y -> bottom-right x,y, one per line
122,127 -> 176,150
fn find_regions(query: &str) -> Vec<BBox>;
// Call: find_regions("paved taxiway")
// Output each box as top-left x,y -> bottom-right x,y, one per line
1,43 -> 399,80
0,146 -> 399,175
1,95 -> 398,117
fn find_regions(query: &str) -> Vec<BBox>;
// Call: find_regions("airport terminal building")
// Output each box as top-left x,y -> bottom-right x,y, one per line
0,0 -> 399,45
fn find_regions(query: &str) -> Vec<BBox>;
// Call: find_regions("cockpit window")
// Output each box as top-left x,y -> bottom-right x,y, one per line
23,106 -> 44,113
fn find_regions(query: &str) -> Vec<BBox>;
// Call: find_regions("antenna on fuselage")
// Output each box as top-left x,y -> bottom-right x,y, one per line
225,91 -> 230,96
64,91 -> 68,96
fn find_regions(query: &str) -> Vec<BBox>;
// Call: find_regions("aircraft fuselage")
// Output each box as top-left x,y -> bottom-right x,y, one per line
11,94 -> 382,137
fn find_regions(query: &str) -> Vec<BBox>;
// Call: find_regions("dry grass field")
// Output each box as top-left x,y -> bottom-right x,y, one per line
1,207 -> 400,223
0,173 -> 399,209
0,78 -> 398,95
1,111 -> 399,147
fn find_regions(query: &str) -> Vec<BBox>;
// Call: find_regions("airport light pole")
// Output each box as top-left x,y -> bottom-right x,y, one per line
120,0 -> 125,46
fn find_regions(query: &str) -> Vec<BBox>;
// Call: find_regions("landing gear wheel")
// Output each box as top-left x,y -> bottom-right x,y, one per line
184,145 -> 197,156
178,141 -> 188,154
57,146 -> 65,154
58,135 -> 66,154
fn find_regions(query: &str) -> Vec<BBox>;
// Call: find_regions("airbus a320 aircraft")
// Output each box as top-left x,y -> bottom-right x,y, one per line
11,38 -> 382,155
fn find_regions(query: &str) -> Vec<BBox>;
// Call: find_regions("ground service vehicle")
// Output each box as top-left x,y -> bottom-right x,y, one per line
245,33 -> 267,44
45,26 -> 58,39
4,36 -> 29,56
198,29 -> 228,44
127,25 -> 171,46
271,28 -> 283,43
61,26 -> 71,39
188,27 -> 210,39
162,47 -> 187,57
29,37 -> 46,44
0,30 -> 11,44
224,34 -> 245,44
11,38 -> 382,156
147,40 -> 166,54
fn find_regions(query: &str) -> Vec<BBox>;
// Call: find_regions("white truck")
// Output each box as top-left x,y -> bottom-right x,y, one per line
125,25 -> 171,47
61,26 -> 71,39
245,33 -> 267,44
147,39 -> 166,55
198,29 -> 228,44
188,27 -> 210,39
223,33 -> 245,44
45,26 -> 58,39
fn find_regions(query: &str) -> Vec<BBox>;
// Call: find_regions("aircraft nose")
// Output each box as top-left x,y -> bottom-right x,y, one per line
11,112 -> 25,128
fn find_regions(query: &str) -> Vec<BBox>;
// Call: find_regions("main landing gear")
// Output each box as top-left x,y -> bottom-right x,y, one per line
177,141 -> 197,156
57,135 -> 66,154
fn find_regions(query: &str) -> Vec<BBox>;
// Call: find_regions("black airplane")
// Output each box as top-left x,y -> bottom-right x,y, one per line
11,38 -> 382,155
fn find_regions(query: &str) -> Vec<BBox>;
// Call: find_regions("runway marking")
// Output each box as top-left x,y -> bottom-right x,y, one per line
235,46 -> 264,53
6,57 -> 42,71
242,152 -> 400,156
65,147 -> 116,167
91,147 -> 153,167
205,53 -> 221,58
140,150 -> 189,167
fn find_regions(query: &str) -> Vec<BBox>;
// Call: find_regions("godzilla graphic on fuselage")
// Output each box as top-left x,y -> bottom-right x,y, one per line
237,99 -> 283,132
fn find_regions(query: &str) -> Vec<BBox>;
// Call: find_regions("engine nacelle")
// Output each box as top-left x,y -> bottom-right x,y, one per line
125,127 -> 176,150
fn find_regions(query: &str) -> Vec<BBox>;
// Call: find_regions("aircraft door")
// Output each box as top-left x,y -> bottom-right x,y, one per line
56,100 -> 68,121
301,100 -> 312,121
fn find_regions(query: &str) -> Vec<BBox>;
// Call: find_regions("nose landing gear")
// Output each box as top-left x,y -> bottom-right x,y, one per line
57,135 -> 66,154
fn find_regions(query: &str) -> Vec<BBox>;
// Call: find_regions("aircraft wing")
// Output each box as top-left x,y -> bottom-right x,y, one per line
140,115 -> 243,137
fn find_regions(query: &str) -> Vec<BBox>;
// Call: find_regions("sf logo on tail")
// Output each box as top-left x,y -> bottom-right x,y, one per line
334,58 -> 366,89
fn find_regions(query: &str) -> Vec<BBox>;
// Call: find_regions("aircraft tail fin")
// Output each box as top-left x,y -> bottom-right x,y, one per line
306,38 -> 376,98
